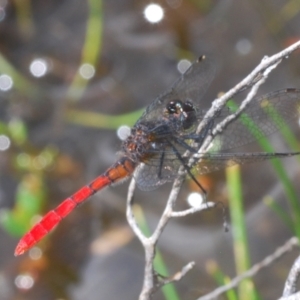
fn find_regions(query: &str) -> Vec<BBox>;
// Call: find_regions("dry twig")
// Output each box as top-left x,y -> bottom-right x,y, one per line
282,249 -> 300,298
198,237 -> 299,300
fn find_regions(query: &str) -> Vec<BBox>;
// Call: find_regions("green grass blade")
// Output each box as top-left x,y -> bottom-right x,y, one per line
66,108 -> 144,129
66,0 -> 103,102
226,165 -> 258,300
206,260 -> 238,300
227,100 -> 300,239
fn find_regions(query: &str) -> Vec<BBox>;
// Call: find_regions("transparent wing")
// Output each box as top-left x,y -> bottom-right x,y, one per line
135,143 -> 183,191
208,89 -> 300,152
138,55 -> 216,124
194,152 -> 300,175
136,151 -> 300,190
135,89 -> 300,190
135,162 -> 178,191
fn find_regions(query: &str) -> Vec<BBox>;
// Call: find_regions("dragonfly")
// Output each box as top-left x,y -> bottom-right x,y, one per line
15,55 -> 300,256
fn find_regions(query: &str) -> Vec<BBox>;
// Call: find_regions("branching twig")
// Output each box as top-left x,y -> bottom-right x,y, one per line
170,203 -> 215,218
155,261 -> 196,289
126,174 -> 212,300
197,237 -> 299,300
282,250 -> 300,297
126,40 -> 300,300
197,40 -> 300,155
279,291 -> 300,300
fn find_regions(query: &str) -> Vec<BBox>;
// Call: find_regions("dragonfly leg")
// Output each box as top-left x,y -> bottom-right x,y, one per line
167,139 -> 207,195
157,149 -> 165,179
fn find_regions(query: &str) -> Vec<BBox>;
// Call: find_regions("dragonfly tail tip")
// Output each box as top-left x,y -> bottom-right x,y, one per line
14,240 -> 27,256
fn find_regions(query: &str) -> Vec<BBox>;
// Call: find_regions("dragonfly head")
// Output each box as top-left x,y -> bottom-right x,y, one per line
165,99 -> 197,131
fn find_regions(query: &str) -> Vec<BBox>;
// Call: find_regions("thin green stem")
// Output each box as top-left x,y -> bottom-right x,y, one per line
226,165 -> 256,300
66,0 -> 103,101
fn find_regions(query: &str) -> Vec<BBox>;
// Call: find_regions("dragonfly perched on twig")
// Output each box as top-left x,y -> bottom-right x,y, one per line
15,55 -> 300,256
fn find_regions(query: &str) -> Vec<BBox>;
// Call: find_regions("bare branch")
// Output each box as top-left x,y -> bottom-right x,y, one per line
282,251 -> 300,297
170,202 -> 215,218
199,39 -> 300,134
126,176 -> 148,243
197,41 -> 300,155
197,237 -> 299,300
126,173 -> 209,300
279,291 -> 300,300
157,261 -> 196,287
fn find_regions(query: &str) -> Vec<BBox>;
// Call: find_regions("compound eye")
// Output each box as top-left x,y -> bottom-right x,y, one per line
166,100 -> 182,114
182,101 -> 195,113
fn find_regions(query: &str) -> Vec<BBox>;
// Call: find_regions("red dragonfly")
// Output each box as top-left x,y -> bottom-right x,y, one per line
15,55 -> 300,256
